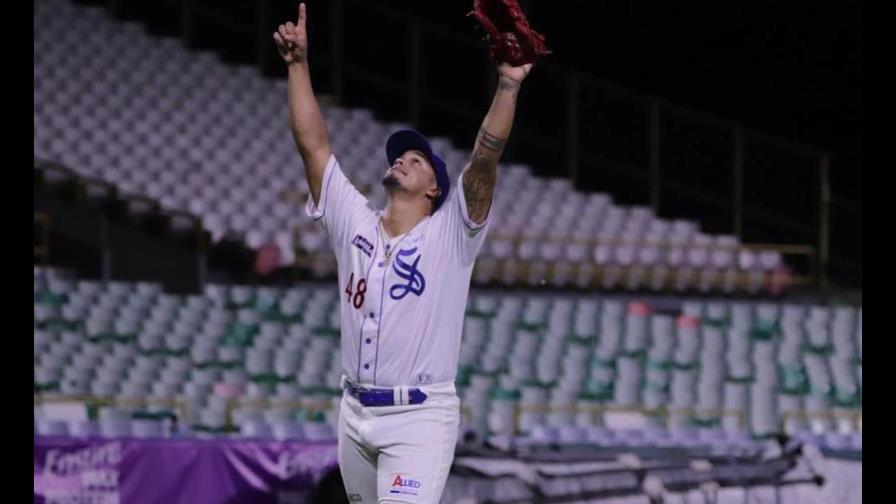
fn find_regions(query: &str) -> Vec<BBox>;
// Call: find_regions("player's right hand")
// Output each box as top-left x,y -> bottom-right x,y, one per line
274,3 -> 309,65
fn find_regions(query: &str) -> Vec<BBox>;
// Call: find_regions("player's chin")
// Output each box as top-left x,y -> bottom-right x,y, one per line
382,173 -> 401,188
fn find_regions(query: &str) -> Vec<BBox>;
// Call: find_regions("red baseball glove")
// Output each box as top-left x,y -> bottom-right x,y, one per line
469,0 -> 551,66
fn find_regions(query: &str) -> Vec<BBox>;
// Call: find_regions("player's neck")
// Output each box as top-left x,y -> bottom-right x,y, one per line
381,197 -> 429,238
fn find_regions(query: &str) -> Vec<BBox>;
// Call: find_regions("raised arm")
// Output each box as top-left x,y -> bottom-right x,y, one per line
461,63 -> 532,225
274,3 -> 331,206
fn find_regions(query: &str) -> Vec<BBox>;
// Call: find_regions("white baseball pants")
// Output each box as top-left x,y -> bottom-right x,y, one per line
337,381 -> 460,504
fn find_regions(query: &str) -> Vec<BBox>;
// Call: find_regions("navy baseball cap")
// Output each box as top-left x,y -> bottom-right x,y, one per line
386,129 -> 450,212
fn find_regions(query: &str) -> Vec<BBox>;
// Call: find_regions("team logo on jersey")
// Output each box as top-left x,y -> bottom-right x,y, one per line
390,247 -> 426,300
390,474 -> 422,496
351,234 -> 374,258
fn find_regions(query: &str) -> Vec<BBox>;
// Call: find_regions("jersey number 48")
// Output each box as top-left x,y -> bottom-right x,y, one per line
345,273 -> 367,309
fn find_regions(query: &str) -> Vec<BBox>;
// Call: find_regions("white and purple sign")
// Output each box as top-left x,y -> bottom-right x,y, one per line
34,437 -> 338,504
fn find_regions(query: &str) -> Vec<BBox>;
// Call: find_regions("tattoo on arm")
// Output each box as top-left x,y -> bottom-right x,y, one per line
477,128 -> 507,153
463,162 -> 497,224
461,75 -> 519,224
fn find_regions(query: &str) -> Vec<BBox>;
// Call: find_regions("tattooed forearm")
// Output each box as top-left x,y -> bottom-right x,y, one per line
463,161 -> 496,224
459,71 -> 523,224
477,128 -> 507,152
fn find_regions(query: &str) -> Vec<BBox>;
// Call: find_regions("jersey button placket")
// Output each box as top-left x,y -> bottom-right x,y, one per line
359,234 -> 384,384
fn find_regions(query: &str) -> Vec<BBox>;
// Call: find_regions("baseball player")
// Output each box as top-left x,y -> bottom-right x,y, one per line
274,4 -> 531,503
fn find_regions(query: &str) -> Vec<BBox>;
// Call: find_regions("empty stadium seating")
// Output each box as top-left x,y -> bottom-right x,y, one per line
33,0 -> 787,293
34,266 -> 861,455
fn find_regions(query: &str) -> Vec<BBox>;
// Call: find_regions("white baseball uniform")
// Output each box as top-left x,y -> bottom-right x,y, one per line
305,154 -> 490,504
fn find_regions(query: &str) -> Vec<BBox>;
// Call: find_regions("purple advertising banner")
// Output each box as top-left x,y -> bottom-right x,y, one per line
34,436 -> 339,504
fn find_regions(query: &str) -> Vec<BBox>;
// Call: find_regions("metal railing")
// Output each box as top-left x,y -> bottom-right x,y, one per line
36,393 -> 860,437
34,393 -> 336,432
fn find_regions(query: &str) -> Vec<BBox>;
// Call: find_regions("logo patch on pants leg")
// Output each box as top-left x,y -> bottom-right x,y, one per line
389,474 -> 422,496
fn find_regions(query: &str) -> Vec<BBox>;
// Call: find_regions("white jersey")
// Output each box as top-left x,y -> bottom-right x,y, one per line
305,154 -> 490,387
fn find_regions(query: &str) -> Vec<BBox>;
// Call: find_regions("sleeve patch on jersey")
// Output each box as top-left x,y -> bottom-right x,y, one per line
351,234 -> 375,257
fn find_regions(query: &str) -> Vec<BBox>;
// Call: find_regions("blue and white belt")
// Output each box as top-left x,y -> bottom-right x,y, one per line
342,378 -> 428,407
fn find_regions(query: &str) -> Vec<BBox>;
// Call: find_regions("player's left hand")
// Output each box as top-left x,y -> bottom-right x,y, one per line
497,62 -> 533,84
